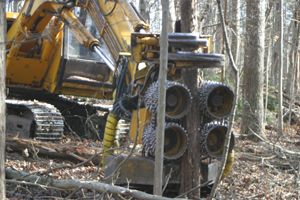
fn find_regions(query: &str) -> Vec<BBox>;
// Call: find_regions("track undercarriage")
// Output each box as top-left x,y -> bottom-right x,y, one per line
6,100 -> 64,141
6,93 -> 110,141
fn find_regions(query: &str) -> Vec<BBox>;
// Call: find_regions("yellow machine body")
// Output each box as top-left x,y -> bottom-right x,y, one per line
5,0 -> 148,99
129,108 -> 152,143
5,0 -> 234,187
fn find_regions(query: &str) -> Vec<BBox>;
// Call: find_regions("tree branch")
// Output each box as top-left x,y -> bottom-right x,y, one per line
6,169 -> 185,200
209,0 -> 239,198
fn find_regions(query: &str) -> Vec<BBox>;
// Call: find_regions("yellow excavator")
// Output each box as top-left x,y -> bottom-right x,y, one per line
5,0 -> 235,193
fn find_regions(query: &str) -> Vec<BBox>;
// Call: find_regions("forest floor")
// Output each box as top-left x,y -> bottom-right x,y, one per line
216,123 -> 300,199
4,121 -> 300,199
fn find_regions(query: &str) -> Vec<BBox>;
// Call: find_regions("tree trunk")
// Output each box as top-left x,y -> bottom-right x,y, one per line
0,1 -> 6,198
277,0 -> 283,136
214,1 -> 225,55
214,1 -> 226,82
168,0 -> 176,33
154,0 -> 168,195
139,0 -> 150,23
231,0 -> 240,66
265,33 -> 271,123
227,0 -> 240,81
240,0 -> 267,141
209,1 -> 239,198
286,0 -> 299,96
174,0 -> 181,21
179,0 -> 201,198
271,1 -> 280,86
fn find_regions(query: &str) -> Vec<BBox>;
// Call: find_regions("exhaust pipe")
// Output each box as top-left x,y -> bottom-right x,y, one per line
199,81 -> 234,121
200,122 -> 234,159
142,122 -> 188,160
144,81 -> 191,119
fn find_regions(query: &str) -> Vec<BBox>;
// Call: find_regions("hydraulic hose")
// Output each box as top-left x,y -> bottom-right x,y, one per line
221,150 -> 234,180
101,112 -> 118,166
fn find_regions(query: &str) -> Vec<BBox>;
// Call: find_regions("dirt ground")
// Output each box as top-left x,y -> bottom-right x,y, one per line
5,122 -> 300,199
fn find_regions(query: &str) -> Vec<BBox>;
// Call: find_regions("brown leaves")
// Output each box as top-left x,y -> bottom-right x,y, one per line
216,123 -> 300,199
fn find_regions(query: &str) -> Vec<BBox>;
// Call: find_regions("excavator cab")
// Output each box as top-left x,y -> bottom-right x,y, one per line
55,6 -> 115,99
61,8 -> 113,85
6,3 -> 115,99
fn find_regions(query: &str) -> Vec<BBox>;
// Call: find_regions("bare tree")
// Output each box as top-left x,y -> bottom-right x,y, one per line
0,1 -> 6,198
271,1 -> 280,86
154,0 -> 169,196
210,0 -> 239,198
168,0 -> 176,33
286,0 -> 300,96
264,33 -> 272,123
139,0 -> 150,23
231,0 -> 240,66
240,0 -> 267,141
277,0 -> 283,136
179,0 -> 201,198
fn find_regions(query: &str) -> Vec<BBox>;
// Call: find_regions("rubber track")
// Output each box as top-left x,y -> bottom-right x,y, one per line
6,100 -> 64,141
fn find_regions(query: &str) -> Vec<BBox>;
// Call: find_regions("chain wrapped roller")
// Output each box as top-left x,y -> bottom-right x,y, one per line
199,81 -> 234,121
200,122 -> 234,159
141,123 -> 156,154
141,116 -> 156,153
142,122 -> 188,160
144,80 -> 192,119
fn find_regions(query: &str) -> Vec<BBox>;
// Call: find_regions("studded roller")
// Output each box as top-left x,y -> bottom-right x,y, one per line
200,122 -> 234,159
199,81 -> 234,121
144,80 -> 192,119
142,121 -> 188,160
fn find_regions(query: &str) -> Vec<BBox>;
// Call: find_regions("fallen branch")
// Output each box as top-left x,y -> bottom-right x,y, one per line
270,90 -> 300,107
249,128 -> 300,156
6,179 -> 65,191
6,169 -> 184,200
240,152 -> 276,161
38,151 -> 102,176
66,151 -> 94,166
6,138 -> 103,165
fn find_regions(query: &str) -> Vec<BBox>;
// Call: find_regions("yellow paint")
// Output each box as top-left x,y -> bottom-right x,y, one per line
129,108 -> 151,144
221,150 -> 234,180
6,12 -> 19,21
101,112 -> 118,166
42,29 -> 63,93
7,57 -> 48,86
